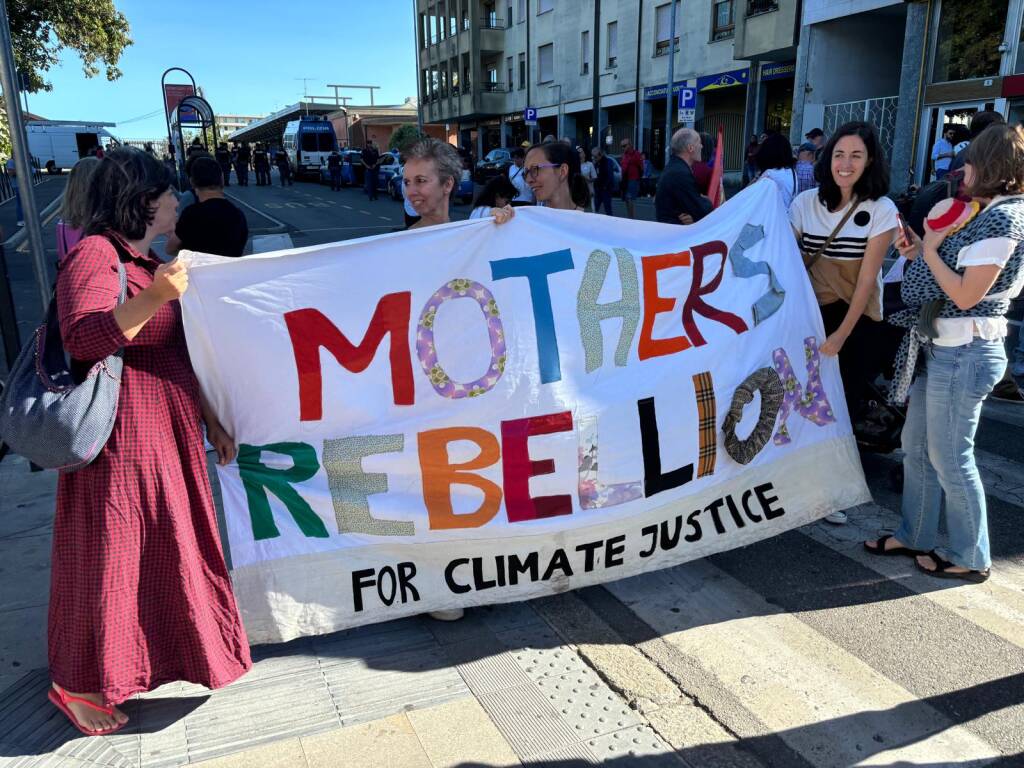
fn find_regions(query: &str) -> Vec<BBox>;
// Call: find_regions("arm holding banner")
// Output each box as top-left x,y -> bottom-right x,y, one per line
819,231 -> 891,356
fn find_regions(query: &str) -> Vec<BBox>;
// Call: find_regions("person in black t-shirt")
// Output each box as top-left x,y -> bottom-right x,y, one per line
166,156 -> 249,258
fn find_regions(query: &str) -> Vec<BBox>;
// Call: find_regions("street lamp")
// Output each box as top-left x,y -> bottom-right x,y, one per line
548,83 -> 562,141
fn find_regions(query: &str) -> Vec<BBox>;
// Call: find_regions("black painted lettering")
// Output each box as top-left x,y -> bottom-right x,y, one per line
639,524 -> 659,558
508,552 -> 539,585
398,562 -> 420,603
755,482 -> 785,520
684,509 -> 703,542
638,397 -> 694,497
605,535 -> 626,567
352,568 -> 376,612
445,558 -> 472,594
706,498 -> 727,534
542,548 -> 574,580
576,539 -> 603,572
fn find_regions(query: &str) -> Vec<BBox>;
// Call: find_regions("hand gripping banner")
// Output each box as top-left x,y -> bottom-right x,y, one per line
180,180 -> 870,643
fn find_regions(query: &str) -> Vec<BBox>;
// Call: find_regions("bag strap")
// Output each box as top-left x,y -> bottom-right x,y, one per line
803,197 -> 860,271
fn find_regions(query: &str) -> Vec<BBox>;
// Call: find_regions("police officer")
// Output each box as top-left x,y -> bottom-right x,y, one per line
215,142 -> 232,186
253,143 -> 270,186
275,147 -> 293,187
235,142 -> 251,187
327,150 -> 342,191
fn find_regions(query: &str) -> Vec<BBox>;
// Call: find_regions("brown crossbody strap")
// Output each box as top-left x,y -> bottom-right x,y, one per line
803,197 -> 860,270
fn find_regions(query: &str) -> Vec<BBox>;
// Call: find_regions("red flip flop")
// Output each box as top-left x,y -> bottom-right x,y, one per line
48,686 -> 126,737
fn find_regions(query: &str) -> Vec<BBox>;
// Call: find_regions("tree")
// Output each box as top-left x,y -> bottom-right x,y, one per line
389,124 -> 424,153
7,0 -> 133,93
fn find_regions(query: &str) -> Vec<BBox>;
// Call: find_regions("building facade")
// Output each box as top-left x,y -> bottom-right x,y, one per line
791,0 -> 1024,192
415,0 -> 798,170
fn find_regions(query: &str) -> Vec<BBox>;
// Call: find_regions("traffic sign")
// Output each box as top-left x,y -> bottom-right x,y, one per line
678,87 -> 696,110
523,107 -> 537,126
677,108 -> 696,124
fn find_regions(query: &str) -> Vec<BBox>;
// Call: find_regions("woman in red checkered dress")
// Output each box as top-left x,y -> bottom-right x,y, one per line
47,148 -> 251,735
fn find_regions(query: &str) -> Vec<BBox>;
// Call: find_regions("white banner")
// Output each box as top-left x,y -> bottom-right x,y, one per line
181,181 -> 870,644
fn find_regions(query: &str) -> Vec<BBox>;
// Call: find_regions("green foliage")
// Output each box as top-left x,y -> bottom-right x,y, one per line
932,0 -> 1005,82
7,0 -> 133,93
389,124 -> 424,153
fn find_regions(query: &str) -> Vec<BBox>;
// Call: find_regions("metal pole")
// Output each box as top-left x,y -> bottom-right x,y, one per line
0,0 -> 48,311
410,1 -> 424,134
664,0 -> 678,165
591,0 -> 601,151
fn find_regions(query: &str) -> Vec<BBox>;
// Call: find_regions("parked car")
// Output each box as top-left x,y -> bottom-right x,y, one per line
475,148 -> 512,184
376,151 -> 402,189
387,163 -> 474,205
456,168 -> 473,204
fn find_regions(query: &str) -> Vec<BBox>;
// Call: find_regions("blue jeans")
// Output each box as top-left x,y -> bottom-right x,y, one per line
895,338 -> 1006,570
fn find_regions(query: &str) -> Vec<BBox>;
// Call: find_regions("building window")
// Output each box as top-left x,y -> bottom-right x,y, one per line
508,3 -> 513,25
450,4 -> 458,36
485,66 -> 503,91
451,58 -> 460,95
933,0 -> 1007,82
419,13 -> 428,48
581,30 -> 590,74
519,52 -> 526,89
712,1 -> 734,40
538,0 -> 553,14
462,3 -> 470,30
606,21 -> 617,67
518,0 -> 526,23
539,43 -> 554,83
654,5 -> 679,56
746,0 -> 778,14
507,56 -> 514,91
438,1 -> 446,40
429,10 -> 438,44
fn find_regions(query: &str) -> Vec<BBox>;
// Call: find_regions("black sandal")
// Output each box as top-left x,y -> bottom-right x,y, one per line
863,534 -> 926,558
916,551 -> 991,583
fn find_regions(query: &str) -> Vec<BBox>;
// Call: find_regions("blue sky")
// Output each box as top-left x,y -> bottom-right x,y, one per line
27,0 -> 418,139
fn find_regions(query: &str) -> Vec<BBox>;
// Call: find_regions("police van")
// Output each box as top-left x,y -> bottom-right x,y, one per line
282,117 -> 339,179
26,121 -> 117,173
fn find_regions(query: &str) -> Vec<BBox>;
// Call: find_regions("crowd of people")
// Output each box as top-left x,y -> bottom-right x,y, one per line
34,107 -> 1024,735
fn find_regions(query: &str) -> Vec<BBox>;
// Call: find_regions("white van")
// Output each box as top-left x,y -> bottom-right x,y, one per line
26,121 -> 117,173
282,117 -> 339,179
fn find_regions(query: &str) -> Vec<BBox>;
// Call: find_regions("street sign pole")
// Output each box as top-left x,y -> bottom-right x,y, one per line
0,0 -> 49,311
663,0 -> 678,165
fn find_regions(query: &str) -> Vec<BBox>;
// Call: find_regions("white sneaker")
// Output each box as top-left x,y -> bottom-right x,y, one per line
16,221 -> 24,227
825,510 -> 848,525
428,608 -> 464,621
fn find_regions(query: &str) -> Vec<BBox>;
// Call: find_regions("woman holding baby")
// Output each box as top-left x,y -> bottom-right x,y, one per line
864,124 -> 1024,583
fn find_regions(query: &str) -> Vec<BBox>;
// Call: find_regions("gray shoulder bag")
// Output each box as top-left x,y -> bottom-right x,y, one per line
0,241 -> 127,471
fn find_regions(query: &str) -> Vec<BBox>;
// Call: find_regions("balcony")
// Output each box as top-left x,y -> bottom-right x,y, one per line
481,16 -> 506,29
481,81 -> 507,92
733,0 -> 796,60
746,0 -> 778,16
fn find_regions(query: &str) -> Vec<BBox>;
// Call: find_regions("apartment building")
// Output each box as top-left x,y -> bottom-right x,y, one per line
415,0 -> 796,170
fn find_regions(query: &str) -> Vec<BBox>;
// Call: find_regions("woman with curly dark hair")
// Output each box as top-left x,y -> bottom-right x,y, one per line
47,147 -> 251,735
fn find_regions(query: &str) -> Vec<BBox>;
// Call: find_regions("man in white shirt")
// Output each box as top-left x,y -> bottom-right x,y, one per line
931,127 -> 956,181
508,148 -> 533,204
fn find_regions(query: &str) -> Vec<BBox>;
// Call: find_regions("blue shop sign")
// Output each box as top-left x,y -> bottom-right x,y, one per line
643,80 -> 688,101
761,62 -> 796,81
696,68 -> 749,92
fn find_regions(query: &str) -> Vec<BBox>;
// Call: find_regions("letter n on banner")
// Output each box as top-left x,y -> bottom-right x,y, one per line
284,296 -> 414,420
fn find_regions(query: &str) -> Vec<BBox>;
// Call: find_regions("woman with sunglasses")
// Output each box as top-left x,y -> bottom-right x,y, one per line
525,141 -> 591,211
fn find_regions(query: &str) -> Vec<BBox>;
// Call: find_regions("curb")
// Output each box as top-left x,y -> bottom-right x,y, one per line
2,193 -> 64,252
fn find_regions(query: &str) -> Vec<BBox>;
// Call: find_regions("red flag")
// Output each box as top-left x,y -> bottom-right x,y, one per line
709,125 -> 725,208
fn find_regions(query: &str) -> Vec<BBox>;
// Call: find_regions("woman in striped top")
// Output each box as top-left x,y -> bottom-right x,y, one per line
789,122 -> 898,416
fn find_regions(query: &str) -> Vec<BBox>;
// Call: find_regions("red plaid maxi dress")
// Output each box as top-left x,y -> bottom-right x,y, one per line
48,234 -> 251,705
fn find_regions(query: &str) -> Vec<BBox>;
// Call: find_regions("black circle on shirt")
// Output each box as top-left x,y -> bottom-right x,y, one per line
854,210 -> 871,227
